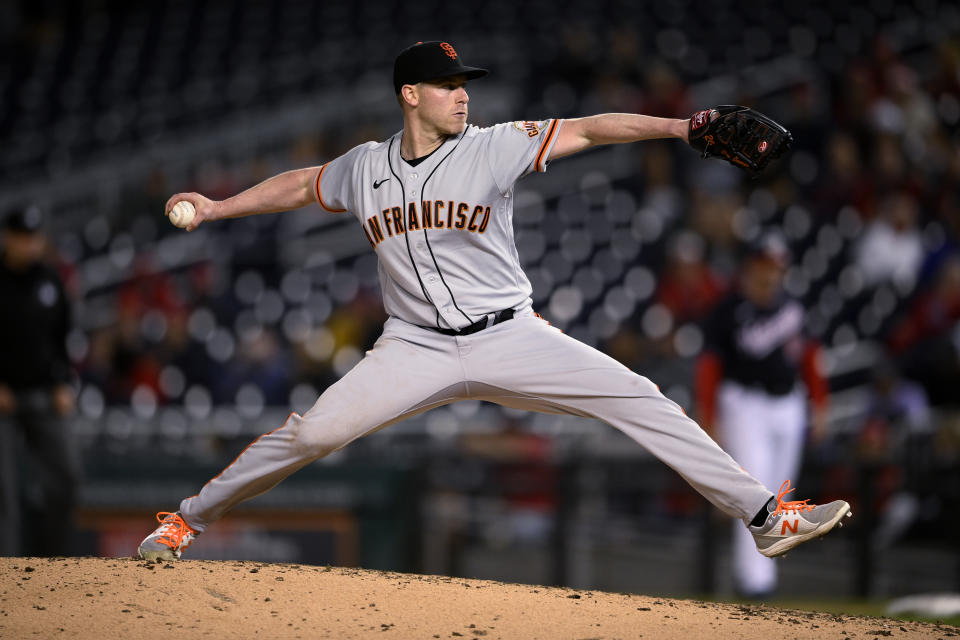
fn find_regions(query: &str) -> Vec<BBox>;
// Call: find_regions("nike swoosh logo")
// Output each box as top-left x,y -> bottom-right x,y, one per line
373,179 -> 390,189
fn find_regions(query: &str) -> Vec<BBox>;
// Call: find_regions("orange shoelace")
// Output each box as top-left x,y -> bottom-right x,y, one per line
773,480 -> 815,516
153,512 -> 195,548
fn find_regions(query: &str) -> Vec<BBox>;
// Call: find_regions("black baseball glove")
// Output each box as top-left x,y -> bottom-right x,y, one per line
687,105 -> 793,176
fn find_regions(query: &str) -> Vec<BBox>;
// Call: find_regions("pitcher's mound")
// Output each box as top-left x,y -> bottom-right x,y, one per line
0,557 -> 944,639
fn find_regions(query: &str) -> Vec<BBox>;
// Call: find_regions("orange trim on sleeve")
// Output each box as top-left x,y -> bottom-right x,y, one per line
314,163 -> 346,213
534,119 -> 560,173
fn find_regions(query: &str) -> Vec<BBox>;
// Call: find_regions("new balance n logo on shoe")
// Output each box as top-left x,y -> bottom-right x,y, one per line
781,519 -> 799,535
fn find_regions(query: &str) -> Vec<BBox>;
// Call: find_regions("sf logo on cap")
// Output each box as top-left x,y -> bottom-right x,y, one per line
440,42 -> 457,59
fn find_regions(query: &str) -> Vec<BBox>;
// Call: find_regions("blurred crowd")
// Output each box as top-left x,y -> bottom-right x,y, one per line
3,2 -> 960,564
36,32 -> 960,462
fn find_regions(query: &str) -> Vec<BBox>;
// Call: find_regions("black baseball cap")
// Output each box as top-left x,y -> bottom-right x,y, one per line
2,205 -> 45,234
393,41 -> 488,94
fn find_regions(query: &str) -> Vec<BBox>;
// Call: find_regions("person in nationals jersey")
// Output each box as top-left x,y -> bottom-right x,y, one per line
137,41 -> 850,564
695,232 -> 830,598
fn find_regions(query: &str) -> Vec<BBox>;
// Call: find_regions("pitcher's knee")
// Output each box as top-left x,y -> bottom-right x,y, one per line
292,412 -> 363,458
293,423 -> 345,458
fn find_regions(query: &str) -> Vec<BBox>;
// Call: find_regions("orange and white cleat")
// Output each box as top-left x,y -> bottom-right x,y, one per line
137,512 -> 198,562
749,480 -> 851,558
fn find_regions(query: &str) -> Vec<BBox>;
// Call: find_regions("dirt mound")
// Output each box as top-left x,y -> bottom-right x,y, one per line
0,557 -> 949,639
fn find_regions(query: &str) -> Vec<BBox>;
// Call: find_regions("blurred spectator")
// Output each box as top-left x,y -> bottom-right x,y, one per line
688,189 -> 742,249
0,206 -> 81,556
888,254 -> 960,407
654,231 -> 726,324
857,359 -> 932,465
814,132 -> 874,218
639,61 -> 691,119
855,359 -> 933,549
695,232 -> 828,599
106,302 -> 162,403
217,327 -> 291,405
869,135 -> 919,197
855,190 -> 924,290
872,57 -> 938,141
639,142 -> 683,224
920,192 -> 960,286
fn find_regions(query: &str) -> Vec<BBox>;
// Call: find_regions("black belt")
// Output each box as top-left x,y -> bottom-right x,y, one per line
426,308 -> 514,336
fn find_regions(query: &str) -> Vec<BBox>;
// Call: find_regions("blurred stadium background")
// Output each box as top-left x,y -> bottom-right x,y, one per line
2,0 -> 959,603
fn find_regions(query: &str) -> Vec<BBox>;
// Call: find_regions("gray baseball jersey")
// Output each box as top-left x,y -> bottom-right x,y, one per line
314,120 -> 560,330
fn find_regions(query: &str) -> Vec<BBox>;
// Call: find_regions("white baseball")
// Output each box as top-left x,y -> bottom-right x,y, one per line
168,200 -> 196,228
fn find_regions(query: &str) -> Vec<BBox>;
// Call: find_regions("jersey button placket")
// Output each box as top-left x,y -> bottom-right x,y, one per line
407,162 -> 455,329
411,165 -> 439,305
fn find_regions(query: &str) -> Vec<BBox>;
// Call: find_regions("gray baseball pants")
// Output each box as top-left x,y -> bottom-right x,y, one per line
180,310 -> 773,531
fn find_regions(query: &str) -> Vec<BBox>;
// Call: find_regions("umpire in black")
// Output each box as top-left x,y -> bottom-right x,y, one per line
0,206 -> 81,556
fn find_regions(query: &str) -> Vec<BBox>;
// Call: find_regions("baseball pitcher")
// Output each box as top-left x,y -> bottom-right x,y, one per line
138,41 -> 849,564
